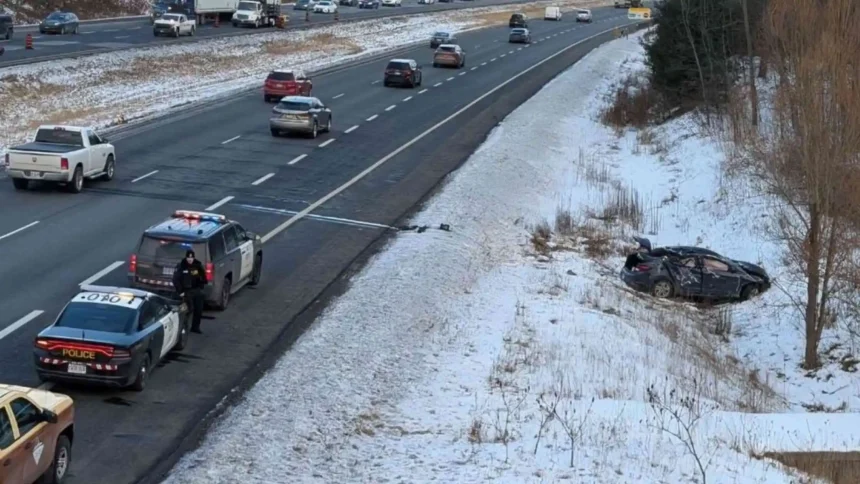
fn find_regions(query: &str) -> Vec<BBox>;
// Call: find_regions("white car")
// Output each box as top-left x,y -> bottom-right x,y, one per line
4,125 -> 116,193
382,0 -> 402,6
418,0 -> 435,4
152,12 -> 196,37
576,9 -> 592,22
313,1 -> 337,12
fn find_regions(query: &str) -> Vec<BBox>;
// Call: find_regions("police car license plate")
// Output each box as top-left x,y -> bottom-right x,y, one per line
67,363 -> 86,375
163,267 -> 174,276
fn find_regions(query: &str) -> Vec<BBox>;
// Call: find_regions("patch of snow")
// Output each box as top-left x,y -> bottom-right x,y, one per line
160,29 -> 860,484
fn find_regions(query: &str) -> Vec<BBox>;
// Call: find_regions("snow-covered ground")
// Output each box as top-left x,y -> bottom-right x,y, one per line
159,30 -> 860,484
0,0 -> 592,157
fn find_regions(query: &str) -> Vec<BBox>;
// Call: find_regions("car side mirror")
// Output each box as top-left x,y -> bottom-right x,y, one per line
41,409 -> 58,424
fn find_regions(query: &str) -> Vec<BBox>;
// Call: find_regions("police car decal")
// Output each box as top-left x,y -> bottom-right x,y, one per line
159,312 -> 181,359
75,292 -> 145,309
239,240 -> 254,281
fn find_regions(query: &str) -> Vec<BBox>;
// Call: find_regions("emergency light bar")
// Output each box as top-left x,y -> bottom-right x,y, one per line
172,210 -> 227,223
79,285 -> 153,299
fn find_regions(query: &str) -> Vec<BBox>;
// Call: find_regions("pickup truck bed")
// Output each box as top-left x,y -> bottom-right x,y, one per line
11,142 -> 83,154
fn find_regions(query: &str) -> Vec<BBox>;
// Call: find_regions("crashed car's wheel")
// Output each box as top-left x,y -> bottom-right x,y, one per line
651,279 -> 674,299
740,284 -> 760,301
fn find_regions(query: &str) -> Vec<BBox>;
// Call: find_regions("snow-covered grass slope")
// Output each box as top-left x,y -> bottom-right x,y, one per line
159,30 -> 860,484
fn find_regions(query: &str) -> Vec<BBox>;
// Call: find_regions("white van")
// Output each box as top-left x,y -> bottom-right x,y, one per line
544,6 -> 562,20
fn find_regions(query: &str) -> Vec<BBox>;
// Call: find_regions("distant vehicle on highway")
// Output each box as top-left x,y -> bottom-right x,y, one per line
576,8 -> 593,22
439,0 -> 453,3
383,58 -> 423,88
358,0 -> 380,8
263,68 -> 313,102
34,285 -> 192,392
153,13 -> 197,37
508,27 -> 531,43
270,95 -> 332,138
0,13 -> 13,40
293,0 -> 317,10
508,12 -> 528,27
313,1 -> 338,13
129,210 -> 264,310
429,30 -> 457,48
381,0 -> 402,6
232,0 -> 283,27
39,11 -> 79,35
0,384 -> 75,484
340,0 -> 359,6
432,44 -> 466,68
4,125 -> 116,193
418,0 -> 436,4
544,6 -> 562,20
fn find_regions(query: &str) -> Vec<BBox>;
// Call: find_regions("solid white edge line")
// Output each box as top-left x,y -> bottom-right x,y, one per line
385,105 -> 396,111
0,310 -> 44,341
319,139 -> 336,147
367,114 -> 379,121
344,125 -> 359,134
288,154 -> 308,165
221,135 -> 241,144
131,170 -> 158,183
206,196 -> 234,211
0,221 -> 39,241
252,173 -> 276,185
79,260 -> 125,286
260,23 -> 638,245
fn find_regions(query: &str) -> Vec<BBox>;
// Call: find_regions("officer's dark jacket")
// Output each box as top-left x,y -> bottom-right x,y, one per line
172,259 -> 207,292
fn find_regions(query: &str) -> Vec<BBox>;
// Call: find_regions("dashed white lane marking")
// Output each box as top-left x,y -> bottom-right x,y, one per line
0,221 -> 39,242
206,196 -> 234,211
371,80 -> 380,84
288,154 -> 307,165
80,260 -> 125,286
433,82 -> 443,87
221,135 -> 241,144
130,26 -> 142,30
366,114 -> 379,121
500,54 -> 506,58
318,138 -> 336,147
384,105 -> 396,111
131,170 -> 158,183
458,72 -> 466,76
518,47 -> 523,51
481,62 -> 487,66
446,76 -> 455,81
80,31 -> 96,35
508,50 -> 514,54
115,35 -> 130,39
103,29 -> 119,32
403,96 -> 413,102
252,173 -> 276,185
418,88 -> 428,94
333,93 -> 344,99
0,310 -> 44,341
344,125 -> 359,134
470,66 -> 477,71
490,57 -> 497,62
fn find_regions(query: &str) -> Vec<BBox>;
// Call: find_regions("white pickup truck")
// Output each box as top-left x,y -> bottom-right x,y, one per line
4,125 -> 116,193
153,12 -> 196,37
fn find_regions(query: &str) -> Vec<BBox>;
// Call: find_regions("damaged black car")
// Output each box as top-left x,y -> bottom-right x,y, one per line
620,236 -> 771,302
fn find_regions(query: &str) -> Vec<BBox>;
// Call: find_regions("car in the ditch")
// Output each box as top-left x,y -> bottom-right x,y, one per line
620,236 -> 770,302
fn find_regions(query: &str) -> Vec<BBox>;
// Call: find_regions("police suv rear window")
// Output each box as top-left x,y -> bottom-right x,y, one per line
56,302 -> 137,333
34,129 -> 83,146
268,72 -> 295,81
139,236 -> 206,261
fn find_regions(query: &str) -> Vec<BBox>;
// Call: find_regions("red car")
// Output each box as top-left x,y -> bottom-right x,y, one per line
263,69 -> 313,102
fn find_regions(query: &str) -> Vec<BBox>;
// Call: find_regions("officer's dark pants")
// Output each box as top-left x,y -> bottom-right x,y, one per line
186,289 -> 205,331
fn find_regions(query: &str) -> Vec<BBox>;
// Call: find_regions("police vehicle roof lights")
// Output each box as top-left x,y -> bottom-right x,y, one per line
79,285 -> 153,300
172,210 -> 227,223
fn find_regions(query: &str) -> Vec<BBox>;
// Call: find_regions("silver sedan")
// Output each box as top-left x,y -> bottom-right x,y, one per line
269,96 -> 332,139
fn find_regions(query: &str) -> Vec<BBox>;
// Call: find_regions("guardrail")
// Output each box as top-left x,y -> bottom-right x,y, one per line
0,0 -> 575,68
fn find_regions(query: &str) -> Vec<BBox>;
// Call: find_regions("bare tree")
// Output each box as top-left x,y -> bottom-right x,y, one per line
726,0 -> 860,369
740,0 -> 759,125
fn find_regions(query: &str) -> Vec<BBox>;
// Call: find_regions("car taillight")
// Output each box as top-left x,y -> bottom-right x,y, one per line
113,348 -> 132,358
35,339 -> 117,358
129,254 -> 137,273
633,264 -> 652,272
205,261 -> 214,282
60,157 -> 69,170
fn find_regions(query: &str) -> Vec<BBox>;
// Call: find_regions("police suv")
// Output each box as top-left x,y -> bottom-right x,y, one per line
33,285 -> 191,392
128,210 -> 264,310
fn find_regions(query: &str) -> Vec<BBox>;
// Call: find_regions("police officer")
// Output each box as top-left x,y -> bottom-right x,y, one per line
172,250 -> 207,333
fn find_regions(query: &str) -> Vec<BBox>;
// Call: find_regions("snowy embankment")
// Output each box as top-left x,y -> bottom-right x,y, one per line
0,0 -> 594,156
160,31 -> 860,484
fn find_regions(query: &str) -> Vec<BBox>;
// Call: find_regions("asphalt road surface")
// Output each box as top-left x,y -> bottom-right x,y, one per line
0,9 -> 637,484
2,0 -> 533,65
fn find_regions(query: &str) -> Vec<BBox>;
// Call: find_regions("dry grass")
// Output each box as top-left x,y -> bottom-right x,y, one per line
467,0 -> 606,27
263,32 -> 362,55
765,451 -> 860,484
600,74 -> 663,129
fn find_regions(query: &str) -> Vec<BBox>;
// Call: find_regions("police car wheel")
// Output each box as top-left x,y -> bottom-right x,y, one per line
130,354 -> 150,392
216,277 -> 231,310
249,255 -> 262,286
37,434 -> 71,484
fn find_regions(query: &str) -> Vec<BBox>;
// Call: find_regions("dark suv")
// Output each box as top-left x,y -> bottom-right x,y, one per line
0,14 -> 13,40
383,58 -> 423,88
128,210 -> 264,310
509,13 -> 527,28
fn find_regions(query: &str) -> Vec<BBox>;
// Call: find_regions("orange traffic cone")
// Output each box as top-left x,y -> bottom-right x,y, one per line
25,33 -> 33,49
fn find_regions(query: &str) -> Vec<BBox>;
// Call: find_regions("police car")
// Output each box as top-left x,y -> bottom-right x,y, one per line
128,210 -> 264,310
33,285 -> 191,392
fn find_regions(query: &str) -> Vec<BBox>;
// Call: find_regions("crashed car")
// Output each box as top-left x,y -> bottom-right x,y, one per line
620,236 -> 770,301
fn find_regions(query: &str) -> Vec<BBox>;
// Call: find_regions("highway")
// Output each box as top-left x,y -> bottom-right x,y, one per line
0,8 -> 637,484
2,0 -> 533,66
